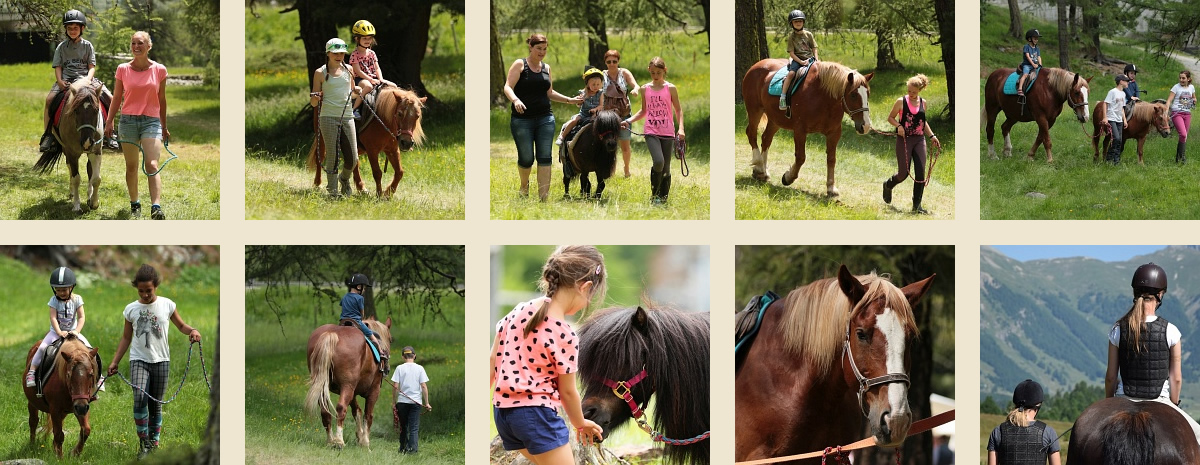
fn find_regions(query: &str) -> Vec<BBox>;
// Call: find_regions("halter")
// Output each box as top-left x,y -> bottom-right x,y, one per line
843,321 -> 910,418
1065,74 -> 1089,110
841,76 -> 870,117
601,367 -> 711,445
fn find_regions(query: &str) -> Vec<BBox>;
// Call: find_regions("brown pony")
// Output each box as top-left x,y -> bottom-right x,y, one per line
23,334 -> 100,458
305,316 -> 392,449
1091,99 -> 1172,164
983,67 -> 1092,162
306,89 -> 427,199
1067,397 -> 1200,465
33,78 -> 105,213
742,59 -> 875,197
734,265 -> 934,463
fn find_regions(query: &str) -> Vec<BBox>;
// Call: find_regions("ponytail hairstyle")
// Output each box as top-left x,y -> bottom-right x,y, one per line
1005,404 -> 1039,427
132,264 -> 161,287
523,245 -> 607,336
1182,70 -> 1193,85
649,56 -> 667,71
1118,293 -> 1155,353
526,33 -> 548,49
906,74 -> 929,91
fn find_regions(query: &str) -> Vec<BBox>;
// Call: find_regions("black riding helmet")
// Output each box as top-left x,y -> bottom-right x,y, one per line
50,266 -> 76,287
1025,29 -> 1041,40
788,10 -> 806,24
1132,262 -> 1167,296
1013,379 -> 1044,409
1124,63 -> 1138,75
63,10 -> 86,27
347,273 -> 372,288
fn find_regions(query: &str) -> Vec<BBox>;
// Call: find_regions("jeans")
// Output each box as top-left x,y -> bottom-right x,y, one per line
397,402 -> 422,452
511,114 -> 555,168
118,114 -> 162,141
1107,121 -> 1125,164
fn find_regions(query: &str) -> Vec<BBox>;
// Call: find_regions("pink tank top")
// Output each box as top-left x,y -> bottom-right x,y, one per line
641,82 -> 676,137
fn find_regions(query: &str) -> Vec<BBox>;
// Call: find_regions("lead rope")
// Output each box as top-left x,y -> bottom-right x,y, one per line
93,340 -> 212,404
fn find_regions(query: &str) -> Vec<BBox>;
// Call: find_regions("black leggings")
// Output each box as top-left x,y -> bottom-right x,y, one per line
890,135 -> 927,183
645,135 -> 675,173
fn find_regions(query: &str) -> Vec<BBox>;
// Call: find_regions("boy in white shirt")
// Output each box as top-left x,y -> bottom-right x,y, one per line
390,346 -> 431,453
1104,75 -> 1131,164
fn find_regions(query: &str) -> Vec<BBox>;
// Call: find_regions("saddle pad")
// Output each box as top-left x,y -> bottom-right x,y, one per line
768,61 -> 814,97
52,92 -> 109,127
1003,68 -> 1039,95
734,290 -> 780,355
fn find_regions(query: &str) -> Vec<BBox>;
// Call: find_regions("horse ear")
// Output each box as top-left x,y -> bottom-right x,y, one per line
837,265 -> 866,306
901,274 -> 935,308
419,97 -> 428,106
385,316 -> 392,328
1086,76 -> 1094,83
863,72 -> 874,83
632,306 -> 649,330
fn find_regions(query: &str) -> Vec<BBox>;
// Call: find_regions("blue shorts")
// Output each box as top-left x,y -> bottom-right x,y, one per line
1020,64 -> 1035,75
494,406 -> 569,455
787,58 -> 812,72
118,114 -> 162,141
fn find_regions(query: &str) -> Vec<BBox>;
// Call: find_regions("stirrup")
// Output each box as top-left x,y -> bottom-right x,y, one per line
1016,94 -> 1027,105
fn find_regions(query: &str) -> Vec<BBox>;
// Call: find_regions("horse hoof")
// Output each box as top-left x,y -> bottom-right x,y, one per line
781,173 -> 795,186
751,170 -> 769,182
827,188 -> 840,198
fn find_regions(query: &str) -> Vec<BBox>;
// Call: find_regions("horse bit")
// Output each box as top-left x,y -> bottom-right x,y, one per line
601,368 -> 711,445
843,322 -> 909,418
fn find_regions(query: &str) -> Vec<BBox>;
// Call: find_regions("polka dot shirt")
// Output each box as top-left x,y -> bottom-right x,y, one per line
493,297 -> 578,409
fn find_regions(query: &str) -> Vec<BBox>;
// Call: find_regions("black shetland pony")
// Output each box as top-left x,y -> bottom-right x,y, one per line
562,110 -> 620,199
1067,397 -> 1200,465
578,306 -> 710,465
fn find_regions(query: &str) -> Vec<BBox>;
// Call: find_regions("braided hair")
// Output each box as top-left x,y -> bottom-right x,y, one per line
523,245 -> 607,336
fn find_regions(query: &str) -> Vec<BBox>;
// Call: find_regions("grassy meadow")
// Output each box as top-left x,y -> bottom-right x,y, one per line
734,29 -> 957,219
489,30 -> 711,220
979,3 -> 1200,219
0,62 -> 220,220
244,288 -> 465,464
244,7 -> 465,220
0,257 -> 219,463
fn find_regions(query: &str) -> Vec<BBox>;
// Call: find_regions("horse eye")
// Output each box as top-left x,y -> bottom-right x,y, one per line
856,329 -> 868,341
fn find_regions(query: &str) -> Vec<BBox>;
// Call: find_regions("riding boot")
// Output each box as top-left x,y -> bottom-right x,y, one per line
660,174 -> 672,203
536,165 -> 552,202
882,177 -> 899,204
1178,141 -> 1187,164
912,182 -> 929,214
650,170 -> 663,203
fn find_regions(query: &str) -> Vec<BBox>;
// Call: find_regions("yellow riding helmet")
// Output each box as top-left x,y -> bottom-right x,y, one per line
581,67 -> 603,81
353,20 -> 376,37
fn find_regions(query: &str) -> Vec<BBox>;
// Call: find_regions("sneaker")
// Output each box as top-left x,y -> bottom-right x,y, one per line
555,137 -> 563,146
97,375 -> 106,392
150,205 -> 165,220
131,202 -> 142,217
106,137 -> 120,150
25,370 -> 35,387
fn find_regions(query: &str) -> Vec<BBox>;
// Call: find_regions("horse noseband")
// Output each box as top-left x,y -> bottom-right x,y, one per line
602,369 -> 650,419
843,331 -> 909,418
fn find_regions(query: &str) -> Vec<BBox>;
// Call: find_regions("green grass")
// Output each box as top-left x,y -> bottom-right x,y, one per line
490,30 -> 711,220
0,257 -> 219,463
244,7 -> 465,220
980,413 -> 1072,464
734,30 -> 957,219
979,4 -> 1200,219
0,63 -> 220,220
244,288 -> 465,464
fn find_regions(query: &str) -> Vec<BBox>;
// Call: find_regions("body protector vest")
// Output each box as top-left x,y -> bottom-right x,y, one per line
1118,317 -> 1171,399
998,420 -> 1047,465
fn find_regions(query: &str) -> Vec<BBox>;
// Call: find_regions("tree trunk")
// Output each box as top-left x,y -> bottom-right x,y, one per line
697,0 -> 711,53
1069,0 -> 1078,41
363,267 -> 377,319
934,0 -> 954,118
296,0 -> 337,91
1082,0 -> 1105,62
1008,0 -> 1023,39
734,0 -> 769,103
1058,0 -> 1070,69
491,0 -> 507,105
874,29 -> 904,71
584,0 -> 609,69
377,0 -> 435,100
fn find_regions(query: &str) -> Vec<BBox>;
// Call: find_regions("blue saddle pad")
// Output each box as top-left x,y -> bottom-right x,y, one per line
768,61 -> 814,97
1003,68 -> 1039,95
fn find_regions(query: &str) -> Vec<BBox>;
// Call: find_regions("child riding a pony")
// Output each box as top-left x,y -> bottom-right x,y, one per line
556,67 -> 605,149
1016,29 -> 1042,98
39,9 -> 115,155
341,273 -> 387,374
26,267 -> 103,393
350,20 -> 392,119
778,9 -> 817,111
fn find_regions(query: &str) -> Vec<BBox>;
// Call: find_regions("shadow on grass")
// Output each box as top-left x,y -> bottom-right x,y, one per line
734,174 -> 843,206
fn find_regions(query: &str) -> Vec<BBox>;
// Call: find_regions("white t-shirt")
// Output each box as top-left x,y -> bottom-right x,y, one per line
1105,88 -> 1127,123
123,296 -> 177,363
1108,315 -> 1180,398
1171,83 -> 1196,114
390,361 -> 430,405
47,294 -> 84,332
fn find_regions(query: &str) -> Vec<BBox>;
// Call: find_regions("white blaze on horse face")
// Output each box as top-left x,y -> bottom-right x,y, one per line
877,307 -> 909,416
1081,87 -> 1091,121
857,86 -> 872,131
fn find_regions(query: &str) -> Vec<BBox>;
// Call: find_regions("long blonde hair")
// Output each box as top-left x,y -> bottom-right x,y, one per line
1117,294 -> 1155,352
1005,406 -> 1036,427
523,245 -> 608,336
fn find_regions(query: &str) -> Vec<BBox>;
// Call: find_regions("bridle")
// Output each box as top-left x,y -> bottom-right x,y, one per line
842,319 -> 909,418
1065,74 -> 1089,111
600,367 -> 711,445
842,76 -> 870,118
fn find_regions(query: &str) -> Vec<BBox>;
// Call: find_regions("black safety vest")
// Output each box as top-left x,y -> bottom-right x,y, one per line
998,420 -> 1047,465
1118,317 -> 1171,399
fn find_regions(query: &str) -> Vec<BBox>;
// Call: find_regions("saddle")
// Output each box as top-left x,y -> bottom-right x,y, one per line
734,290 -> 780,357
768,59 -> 817,98
355,88 -> 382,134
338,319 -> 385,370
1003,67 -> 1040,96
559,121 -> 592,177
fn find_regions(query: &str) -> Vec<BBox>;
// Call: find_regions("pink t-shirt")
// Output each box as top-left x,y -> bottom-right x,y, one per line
493,297 -> 578,409
641,82 -> 676,137
115,61 -> 167,117
350,49 -> 379,80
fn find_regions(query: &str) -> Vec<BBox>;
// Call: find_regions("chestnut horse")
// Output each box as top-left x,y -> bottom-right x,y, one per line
305,316 -> 392,449
23,334 -> 100,458
579,306 -> 710,464
33,78 -> 105,213
734,265 -> 934,463
742,59 -> 875,197
307,88 -> 426,199
983,67 -> 1092,162
1067,396 -> 1200,465
1091,99 -> 1172,164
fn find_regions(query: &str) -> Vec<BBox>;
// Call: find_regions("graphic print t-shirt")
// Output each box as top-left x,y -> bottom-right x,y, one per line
1171,84 -> 1196,113
493,297 -> 578,409
123,296 -> 176,363
47,294 -> 84,332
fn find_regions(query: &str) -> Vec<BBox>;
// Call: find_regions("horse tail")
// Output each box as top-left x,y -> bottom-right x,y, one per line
1100,410 -> 1155,465
304,332 -> 338,417
33,146 -> 63,174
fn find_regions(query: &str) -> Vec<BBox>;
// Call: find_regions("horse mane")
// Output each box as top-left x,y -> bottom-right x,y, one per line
67,79 -> 98,113
817,62 -> 867,100
362,318 -> 391,356
1131,101 -> 1167,121
591,110 -> 621,137
1100,410 -> 1156,465
55,336 -> 91,381
377,88 -> 426,146
1046,68 -> 1083,97
779,272 -> 917,376
577,305 -> 710,464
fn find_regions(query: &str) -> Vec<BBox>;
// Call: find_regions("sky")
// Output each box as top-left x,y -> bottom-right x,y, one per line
990,245 -> 1169,262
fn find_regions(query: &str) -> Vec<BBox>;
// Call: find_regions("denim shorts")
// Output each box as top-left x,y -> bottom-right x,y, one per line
1020,64 -> 1035,75
510,113 -> 556,168
494,406 -> 569,455
118,114 -> 162,141
787,59 -> 803,71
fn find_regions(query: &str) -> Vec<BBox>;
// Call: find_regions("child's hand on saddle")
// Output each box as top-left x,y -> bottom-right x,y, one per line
589,107 -> 598,114
58,80 -> 69,90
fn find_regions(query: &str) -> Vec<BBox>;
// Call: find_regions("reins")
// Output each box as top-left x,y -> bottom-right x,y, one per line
734,409 -> 956,465
600,368 -> 711,446
627,128 -> 689,177
93,340 -> 212,404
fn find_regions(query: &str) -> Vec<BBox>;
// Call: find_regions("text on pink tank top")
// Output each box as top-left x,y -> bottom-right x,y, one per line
641,83 -> 676,137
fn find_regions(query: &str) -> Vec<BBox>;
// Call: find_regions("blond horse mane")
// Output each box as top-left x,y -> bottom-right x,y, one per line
778,272 -> 918,376
376,88 -> 426,146
816,62 -> 868,101
1131,100 -> 1168,122
1046,68 -> 1084,97
362,317 -> 391,356
54,337 -> 92,383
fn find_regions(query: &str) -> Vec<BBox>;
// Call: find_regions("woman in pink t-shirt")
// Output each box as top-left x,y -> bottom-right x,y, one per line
491,245 -> 606,463
103,31 -> 170,220
620,57 -> 685,205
